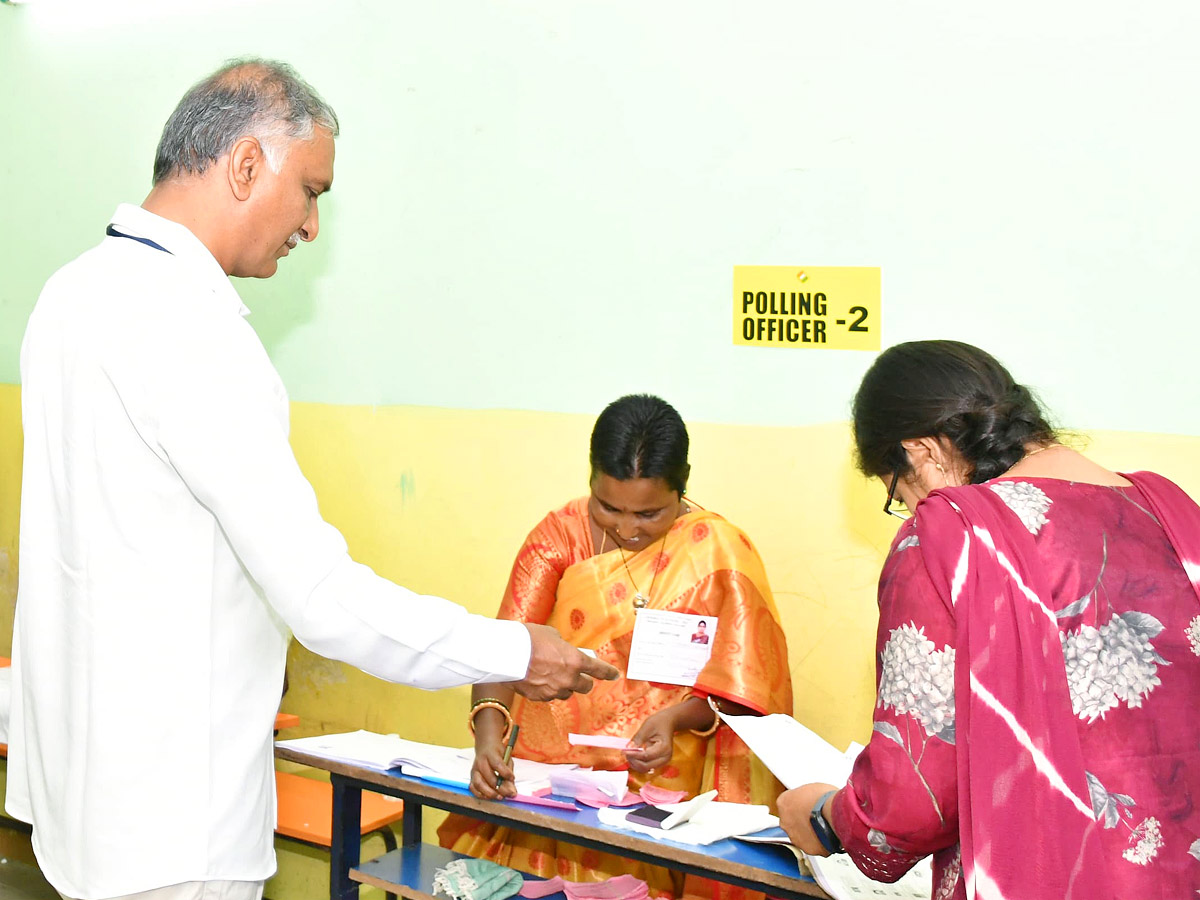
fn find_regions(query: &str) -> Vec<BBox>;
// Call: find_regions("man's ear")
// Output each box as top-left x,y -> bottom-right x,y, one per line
227,136 -> 266,201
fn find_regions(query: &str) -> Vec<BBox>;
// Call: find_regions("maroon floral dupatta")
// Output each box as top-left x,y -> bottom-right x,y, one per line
917,484 -> 1112,900
916,470 -> 1200,899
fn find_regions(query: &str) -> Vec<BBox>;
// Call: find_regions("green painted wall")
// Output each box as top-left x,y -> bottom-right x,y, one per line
2,1 -> 1198,432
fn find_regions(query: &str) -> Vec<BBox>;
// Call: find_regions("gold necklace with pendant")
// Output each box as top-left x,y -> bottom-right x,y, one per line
596,501 -> 690,609
617,531 -> 669,609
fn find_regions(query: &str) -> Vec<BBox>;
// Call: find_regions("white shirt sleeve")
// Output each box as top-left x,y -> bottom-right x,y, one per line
135,301 -> 531,688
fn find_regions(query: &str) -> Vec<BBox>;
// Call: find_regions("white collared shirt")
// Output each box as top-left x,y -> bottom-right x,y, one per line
7,205 -> 531,899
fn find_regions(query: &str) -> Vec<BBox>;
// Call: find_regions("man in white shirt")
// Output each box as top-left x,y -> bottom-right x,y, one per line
8,58 -> 616,900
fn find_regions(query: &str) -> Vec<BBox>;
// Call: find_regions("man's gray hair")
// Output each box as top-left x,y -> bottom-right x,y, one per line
152,57 -> 339,185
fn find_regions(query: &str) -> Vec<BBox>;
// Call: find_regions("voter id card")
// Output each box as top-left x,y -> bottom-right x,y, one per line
625,609 -> 717,686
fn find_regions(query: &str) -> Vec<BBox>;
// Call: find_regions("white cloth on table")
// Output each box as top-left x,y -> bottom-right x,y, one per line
8,204 -> 532,900
597,801 -> 778,845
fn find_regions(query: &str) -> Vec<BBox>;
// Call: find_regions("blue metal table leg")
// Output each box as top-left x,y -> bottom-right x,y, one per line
402,793 -> 423,845
330,775 -> 362,900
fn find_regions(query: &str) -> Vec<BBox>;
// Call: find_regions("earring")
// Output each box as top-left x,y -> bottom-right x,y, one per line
935,462 -> 949,486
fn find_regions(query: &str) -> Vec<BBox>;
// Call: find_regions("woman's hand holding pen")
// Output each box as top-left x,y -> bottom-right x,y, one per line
469,708 -> 518,800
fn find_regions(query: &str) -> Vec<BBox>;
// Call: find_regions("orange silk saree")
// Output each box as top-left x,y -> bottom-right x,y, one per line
438,498 -> 792,899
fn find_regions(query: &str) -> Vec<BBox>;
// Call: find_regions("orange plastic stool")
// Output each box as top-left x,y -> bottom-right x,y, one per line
274,770 -> 405,900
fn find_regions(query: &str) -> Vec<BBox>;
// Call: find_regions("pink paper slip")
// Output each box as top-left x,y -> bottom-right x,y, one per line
567,733 -> 632,750
638,784 -> 688,804
565,875 -> 650,900
520,878 -> 565,898
508,794 -> 579,810
521,875 -> 650,900
575,787 -> 645,809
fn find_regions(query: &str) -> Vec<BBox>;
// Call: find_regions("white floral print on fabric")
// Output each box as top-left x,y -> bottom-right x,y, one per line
1188,837 -> 1200,861
877,623 -> 956,741
1086,771 -> 1164,867
896,534 -> 920,552
1061,612 -> 1168,723
989,480 -> 1052,534
867,828 -> 892,854
874,622 -> 956,823
1123,817 -> 1163,866
1187,615 -> 1200,657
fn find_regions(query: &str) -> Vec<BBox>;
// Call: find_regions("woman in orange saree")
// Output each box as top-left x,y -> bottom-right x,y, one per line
438,395 -> 793,900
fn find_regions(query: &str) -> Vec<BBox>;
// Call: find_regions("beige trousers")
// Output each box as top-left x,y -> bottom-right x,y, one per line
60,881 -> 264,900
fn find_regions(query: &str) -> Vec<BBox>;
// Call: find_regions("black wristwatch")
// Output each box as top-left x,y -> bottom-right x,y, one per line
810,789 -> 844,854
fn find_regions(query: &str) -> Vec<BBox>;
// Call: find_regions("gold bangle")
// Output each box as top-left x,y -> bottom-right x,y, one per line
688,695 -> 721,738
471,696 -> 509,710
469,699 -> 513,742
470,696 -> 510,717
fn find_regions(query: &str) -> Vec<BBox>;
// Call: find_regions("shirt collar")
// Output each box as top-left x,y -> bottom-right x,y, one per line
108,204 -> 251,318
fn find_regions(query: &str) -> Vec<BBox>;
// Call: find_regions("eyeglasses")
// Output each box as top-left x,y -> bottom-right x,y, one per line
884,468 -> 911,520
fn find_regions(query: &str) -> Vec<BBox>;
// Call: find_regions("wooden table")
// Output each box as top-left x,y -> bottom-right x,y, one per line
275,745 -> 829,900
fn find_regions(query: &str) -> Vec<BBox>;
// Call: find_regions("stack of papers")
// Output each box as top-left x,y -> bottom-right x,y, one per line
548,768 -> 630,802
734,826 -> 806,867
276,730 -> 578,794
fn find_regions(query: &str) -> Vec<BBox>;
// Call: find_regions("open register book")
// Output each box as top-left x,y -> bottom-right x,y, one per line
805,854 -> 932,900
275,730 -> 574,794
720,714 -> 933,900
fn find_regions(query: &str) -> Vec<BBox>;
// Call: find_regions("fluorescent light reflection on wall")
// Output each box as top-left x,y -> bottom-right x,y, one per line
24,0 -> 281,33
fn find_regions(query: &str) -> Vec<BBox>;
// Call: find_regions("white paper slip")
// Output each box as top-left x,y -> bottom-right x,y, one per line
718,713 -> 860,789
657,789 -> 716,829
625,610 -> 717,686
805,853 -> 932,900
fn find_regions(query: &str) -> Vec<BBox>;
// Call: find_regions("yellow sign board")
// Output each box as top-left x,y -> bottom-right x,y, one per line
733,266 -> 880,351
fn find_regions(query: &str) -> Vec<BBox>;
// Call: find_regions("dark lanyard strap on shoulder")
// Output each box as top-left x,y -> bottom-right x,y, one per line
105,224 -> 172,255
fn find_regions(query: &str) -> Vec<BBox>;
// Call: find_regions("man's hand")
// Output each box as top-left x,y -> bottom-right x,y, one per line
778,782 -> 840,856
510,624 -> 619,701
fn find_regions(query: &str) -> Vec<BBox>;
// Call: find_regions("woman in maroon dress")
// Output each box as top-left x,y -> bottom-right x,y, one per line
781,341 -> 1200,900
